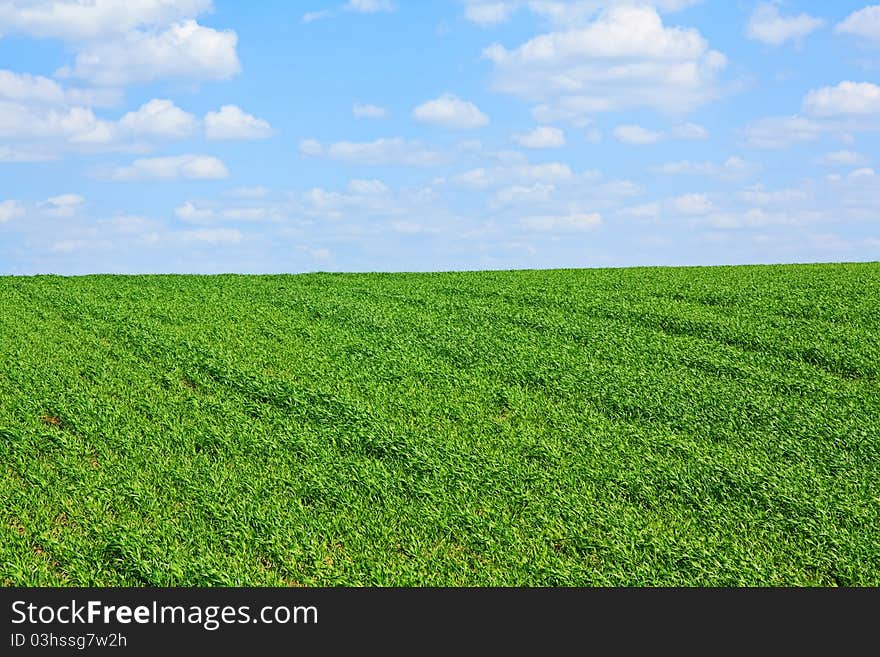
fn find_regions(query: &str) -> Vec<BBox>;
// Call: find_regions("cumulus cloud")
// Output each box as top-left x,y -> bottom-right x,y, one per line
670,193 -> 714,215
835,5 -> 880,44
353,102 -> 388,119
491,182 -> 557,207
292,180 -> 436,222
0,3 -> 241,88
512,125 -> 566,148
740,115 -> 825,149
0,96 -> 275,159
0,145 -> 58,162
2,194 -> 87,223
58,20 -> 241,86
39,193 -> 86,217
412,94 -> 489,130
746,4 -> 824,46
803,81 -> 880,117
104,155 -> 229,181
204,105 -> 273,140
303,0 -> 396,22
223,186 -> 269,199
0,69 -> 118,107
613,122 -> 708,144
620,202 -> 660,219
0,101 -> 115,142
743,82 -> 880,149
0,98 -> 201,154
461,0 -> 702,26
346,0 -> 396,12
651,156 -> 762,181
179,228 -> 242,244
520,212 -> 601,231
0,199 -> 25,223
0,0 -> 214,42
174,201 -> 215,222
814,151 -> 869,167
464,1 -> 517,25
484,5 -> 727,120
737,186 -> 811,206
450,160 -> 576,189
299,137 -> 446,166
613,125 -> 663,145
120,99 -> 198,139
346,179 -> 390,195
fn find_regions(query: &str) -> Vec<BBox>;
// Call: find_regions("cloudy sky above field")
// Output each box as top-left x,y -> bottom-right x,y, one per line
0,0 -> 878,273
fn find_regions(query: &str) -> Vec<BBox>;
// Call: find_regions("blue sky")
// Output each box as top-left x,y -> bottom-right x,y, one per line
0,0 -> 878,274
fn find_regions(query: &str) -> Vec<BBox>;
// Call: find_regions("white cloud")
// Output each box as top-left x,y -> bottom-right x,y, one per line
174,201 -> 214,222
299,137 -> 445,166
39,193 -> 85,217
204,105 -> 273,140
451,161 -> 575,188
346,0 -> 396,12
613,124 -> 663,145
223,186 -> 269,199
310,248 -> 332,260
0,199 -> 24,223
0,97 -> 201,153
105,154 -> 229,181
301,10 -> 333,23
835,5 -> 880,44
651,156 -> 762,180
49,239 -> 100,253
461,1 -> 702,27
60,20 -> 241,86
849,167 -> 876,180
302,0 -> 396,22
814,151 -> 869,167
670,193 -> 714,215
599,180 -> 644,197
412,94 -> 489,130
464,1 -> 516,25
353,102 -> 387,119
484,5 -> 727,120
0,101 -> 114,142
803,81 -> 880,117
743,82 -> 880,149
0,145 -> 58,162
746,4 -> 824,46
704,208 -> 813,229
740,115 -> 824,149
221,208 -> 269,221
521,212 -> 601,231
621,202 -> 660,218
179,228 -> 242,244
346,179 -> 389,195
0,3 -> 240,89
512,125 -> 566,148
737,186 -> 811,206
0,0 -> 214,41
450,168 -> 492,189
296,182 -> 425,221
491,182 -> 556,207
613,122 -> 708,144
120,99 -> 198,139
0,69 -> 118,107
670,122 -> 709,140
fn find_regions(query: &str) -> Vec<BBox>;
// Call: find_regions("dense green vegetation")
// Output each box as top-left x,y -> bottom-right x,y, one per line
1,263 -> 878,586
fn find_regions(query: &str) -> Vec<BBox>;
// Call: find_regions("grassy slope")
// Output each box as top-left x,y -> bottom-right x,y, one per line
0,263 -> 878,586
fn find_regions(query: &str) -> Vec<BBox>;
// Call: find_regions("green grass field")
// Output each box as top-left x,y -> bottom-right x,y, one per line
1,263 -> 878,586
